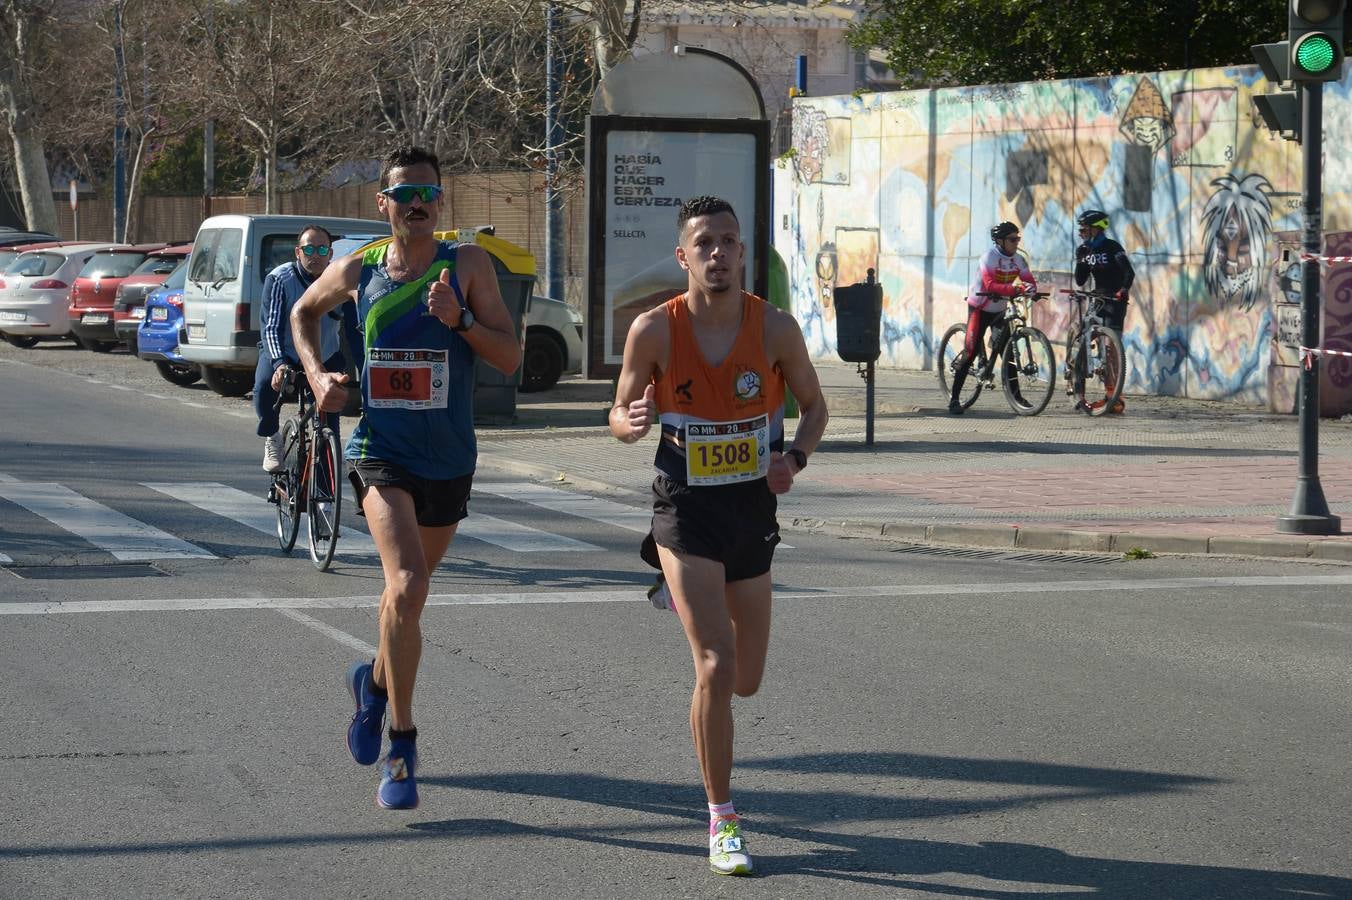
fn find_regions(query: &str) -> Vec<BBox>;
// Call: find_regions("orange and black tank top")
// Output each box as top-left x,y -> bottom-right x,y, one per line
653,292 -> 786,485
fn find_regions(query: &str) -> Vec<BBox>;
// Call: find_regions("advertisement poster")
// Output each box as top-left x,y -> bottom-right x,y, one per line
600,129 -> 759,366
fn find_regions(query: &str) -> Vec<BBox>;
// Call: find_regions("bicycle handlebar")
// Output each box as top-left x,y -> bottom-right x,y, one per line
974,290 -> 1048,299
271,366 -> 312,413
1057,288 -> 1116,300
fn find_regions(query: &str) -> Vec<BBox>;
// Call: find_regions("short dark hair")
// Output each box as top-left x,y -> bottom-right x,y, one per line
677,195 -> 738,237
380,145 -> 441,188
298,224 -> 332,244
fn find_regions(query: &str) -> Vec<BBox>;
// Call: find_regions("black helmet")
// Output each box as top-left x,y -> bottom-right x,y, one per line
1077,209 -> 1110,229
990,221 -> 1019,241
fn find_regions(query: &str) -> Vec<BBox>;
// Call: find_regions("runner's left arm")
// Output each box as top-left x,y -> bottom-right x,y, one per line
426,244 -> 522,375
769,308 -> 829,466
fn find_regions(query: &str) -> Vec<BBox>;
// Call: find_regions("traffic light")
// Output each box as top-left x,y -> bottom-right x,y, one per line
1289,0 -> 1345,81
1252,43 -> 1302,141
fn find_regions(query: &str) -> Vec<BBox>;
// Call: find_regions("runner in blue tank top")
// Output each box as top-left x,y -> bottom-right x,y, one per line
291,145 -> 522,810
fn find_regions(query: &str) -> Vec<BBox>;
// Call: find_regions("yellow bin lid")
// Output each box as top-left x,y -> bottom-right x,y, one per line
356,230 -> 535,277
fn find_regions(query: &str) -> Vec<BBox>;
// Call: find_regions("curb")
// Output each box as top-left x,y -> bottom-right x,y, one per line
477,456 -> 1351,565
790,518 -> 1352,563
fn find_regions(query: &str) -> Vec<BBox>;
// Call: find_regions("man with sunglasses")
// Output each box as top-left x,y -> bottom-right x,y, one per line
291,146 -> 522,810
255,224 -> 357,472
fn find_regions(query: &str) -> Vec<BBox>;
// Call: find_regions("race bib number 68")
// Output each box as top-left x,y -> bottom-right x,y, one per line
367,348 -> 449,409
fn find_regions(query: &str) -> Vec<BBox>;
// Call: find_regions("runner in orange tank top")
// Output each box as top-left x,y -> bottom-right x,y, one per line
609,196 -> 829,876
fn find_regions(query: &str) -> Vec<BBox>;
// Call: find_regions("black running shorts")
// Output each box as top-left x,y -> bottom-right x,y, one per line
348,458 -> 472,528
641,474 -> 780,582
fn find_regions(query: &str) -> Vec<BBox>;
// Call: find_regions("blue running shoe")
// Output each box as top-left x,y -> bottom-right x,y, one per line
377,738 -> 418,809
345,660 -> 386,766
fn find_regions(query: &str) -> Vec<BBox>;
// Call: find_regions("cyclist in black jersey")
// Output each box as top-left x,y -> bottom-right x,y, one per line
1074,209 -> 1134,414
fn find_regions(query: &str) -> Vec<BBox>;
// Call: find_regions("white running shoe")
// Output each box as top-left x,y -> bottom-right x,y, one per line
262,433 -> 284,473
709,818 -> 753,876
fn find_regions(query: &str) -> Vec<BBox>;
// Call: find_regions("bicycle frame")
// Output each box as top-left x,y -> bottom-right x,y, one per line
1059,288 -> 1125,415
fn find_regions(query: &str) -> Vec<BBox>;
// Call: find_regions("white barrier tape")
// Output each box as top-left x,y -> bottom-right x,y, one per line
1299,252 -> 1352,264
1299,345 -> 1352,369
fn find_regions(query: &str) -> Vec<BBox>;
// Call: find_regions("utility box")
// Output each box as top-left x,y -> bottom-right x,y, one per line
833,269 -> 883,363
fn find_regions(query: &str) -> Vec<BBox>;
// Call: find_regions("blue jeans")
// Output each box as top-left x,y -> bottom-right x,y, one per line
254,348 -> 345,437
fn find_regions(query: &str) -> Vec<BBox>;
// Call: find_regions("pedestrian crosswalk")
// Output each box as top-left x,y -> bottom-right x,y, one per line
0,476 -> 643,566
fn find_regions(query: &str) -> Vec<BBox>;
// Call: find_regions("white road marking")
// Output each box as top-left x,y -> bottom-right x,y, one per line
105,383 -> 134,392
476,480 -> 792,549
0,483 -> 214,560
6,574 -> 1352,617
0,552 -> 11,564
143,482 -> 380,557
477,482 -> 651,532
458,513 -> 604,552
275,608 -> 376,655
0,472 -> 18,482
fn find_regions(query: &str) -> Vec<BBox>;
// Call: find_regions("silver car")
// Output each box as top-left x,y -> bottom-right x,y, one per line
0,242 -> 115,347
522,295 -> 583,392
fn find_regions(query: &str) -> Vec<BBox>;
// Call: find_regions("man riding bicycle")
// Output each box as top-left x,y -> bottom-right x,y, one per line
948,221 -> 1037,415
1073,209 -> 1134,414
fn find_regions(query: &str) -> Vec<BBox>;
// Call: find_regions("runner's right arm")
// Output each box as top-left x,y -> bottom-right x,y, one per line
292,252 -> 362,413
609,307 -> 669,444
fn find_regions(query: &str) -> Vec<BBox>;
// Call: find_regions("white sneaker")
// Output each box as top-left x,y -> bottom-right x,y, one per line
262,433 -> 284,473
709,817 -> 753,876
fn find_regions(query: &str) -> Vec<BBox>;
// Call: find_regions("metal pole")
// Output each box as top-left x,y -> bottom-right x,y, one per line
112,0 -> 127,242
203,3 -> 215,220
1278,81 -> 1340,535
544,3 -> 566,301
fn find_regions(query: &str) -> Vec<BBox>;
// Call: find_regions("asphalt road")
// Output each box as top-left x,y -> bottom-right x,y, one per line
2,342 -> 1351,899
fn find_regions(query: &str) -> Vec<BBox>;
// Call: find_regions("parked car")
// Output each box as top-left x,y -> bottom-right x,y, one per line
520,295 -> 584,392
0,242 -> 115,347
113,243 -> 192,352
179,214 -> 390,396
136,262 -> 199,386
67,244 -> 172,352
0,229 -> 58,249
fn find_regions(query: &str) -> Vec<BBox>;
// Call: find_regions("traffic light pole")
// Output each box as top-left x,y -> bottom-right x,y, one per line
1278,81 -> 1341,535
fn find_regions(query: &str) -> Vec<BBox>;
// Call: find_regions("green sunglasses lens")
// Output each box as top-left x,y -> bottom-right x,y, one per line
384,184 -> 442,203
301,245 -> 330,257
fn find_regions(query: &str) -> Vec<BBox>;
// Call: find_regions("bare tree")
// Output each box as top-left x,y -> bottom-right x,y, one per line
0,0 -> 61,233
172,0 -> 366,212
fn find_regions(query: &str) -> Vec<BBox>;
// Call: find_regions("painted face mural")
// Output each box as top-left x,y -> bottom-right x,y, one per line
1118,77 -> 1176,153
1201,173 -> 1273,312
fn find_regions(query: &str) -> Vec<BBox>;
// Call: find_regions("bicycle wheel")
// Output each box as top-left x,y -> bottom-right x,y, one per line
937,323 -> 984,410
275,419 -> 301,553
307,424 -> 343,572
1075,326 -> 1126,417
1001,326 -> 1055,416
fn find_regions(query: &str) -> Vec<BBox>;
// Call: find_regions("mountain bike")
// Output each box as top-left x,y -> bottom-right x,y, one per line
937,291 -> 1055,416
1058,289 -> 1125,417
268,368 -> 343,571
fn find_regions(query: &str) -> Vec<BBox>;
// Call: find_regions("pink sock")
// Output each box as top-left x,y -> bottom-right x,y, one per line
708,801 -> 736,834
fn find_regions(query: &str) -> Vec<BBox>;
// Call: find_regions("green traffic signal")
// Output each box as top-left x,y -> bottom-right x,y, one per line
1295,33 -> 1339,73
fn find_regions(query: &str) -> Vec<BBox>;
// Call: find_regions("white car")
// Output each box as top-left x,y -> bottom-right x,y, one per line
521,295 -> 584,392
0,242 -> 114,348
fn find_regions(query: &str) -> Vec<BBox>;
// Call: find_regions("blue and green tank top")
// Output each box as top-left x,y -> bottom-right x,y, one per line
346,241 -> 477,480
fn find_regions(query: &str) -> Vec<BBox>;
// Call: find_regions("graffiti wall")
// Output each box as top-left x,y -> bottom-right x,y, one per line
774,64 -> 1352,402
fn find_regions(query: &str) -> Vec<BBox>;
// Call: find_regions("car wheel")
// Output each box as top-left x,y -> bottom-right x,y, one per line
521,330 -> 565,393
201,365 -> 252,397
2,334 -> 39,349
155,360 -> 202,387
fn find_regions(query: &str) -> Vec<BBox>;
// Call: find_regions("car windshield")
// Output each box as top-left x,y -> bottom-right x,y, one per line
5,252 -> 63,277
79,251 -> 148,279
188,228 -> 242,283
160,261 -> 188,291
131,254 -> 182,277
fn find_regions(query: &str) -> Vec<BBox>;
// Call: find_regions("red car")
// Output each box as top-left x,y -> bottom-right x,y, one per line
68,243 -> 169,352
112,243 -> 192,352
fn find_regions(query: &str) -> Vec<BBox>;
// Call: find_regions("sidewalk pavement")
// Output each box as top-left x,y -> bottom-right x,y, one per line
478,362 -> 1352,563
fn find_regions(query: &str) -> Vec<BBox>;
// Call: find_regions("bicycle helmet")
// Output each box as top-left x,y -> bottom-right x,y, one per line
1077,209 -> 1110,229
990,221 -> 1019,241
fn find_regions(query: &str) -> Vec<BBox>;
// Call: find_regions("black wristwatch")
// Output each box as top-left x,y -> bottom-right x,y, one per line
786,448 -> 808,471
453,307 -> 475,332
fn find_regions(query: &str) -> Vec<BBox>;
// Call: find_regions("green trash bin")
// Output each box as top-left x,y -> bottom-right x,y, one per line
766,246 -> 800,418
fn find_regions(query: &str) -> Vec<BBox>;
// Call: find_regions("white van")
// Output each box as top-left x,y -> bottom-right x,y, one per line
179,214 -> 390,396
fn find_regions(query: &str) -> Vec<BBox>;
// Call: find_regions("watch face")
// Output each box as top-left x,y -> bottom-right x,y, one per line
457,309 -> 474,331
